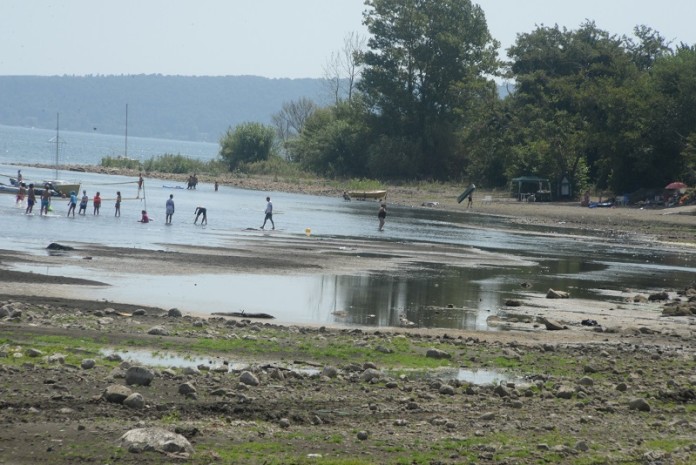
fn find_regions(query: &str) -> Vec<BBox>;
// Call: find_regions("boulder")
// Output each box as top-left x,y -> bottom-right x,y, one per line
178,382 -> 197,396
125,366 -> 155,386
167,308 -> 183,318
426,348 -> 451,359
536,317 -> 566,331
119,427 -> 193,454
46,243 -> 74,251
546,289 -> 570,299
147,326 -> 169,336
123,393 -> 145,410
628,398 -> 651,412
239,371 -> 259,386
103,384 -> 133,404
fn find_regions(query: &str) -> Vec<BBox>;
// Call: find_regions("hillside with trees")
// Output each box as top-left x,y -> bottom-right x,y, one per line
0,75 -> 327,142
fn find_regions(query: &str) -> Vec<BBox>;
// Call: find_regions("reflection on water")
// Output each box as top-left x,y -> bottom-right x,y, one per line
101,349 -> 512,385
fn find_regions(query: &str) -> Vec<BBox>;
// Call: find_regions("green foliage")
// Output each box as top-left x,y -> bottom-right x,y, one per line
100,153 -> 225,176
359,0 -> 500,180
219,122 -> 277,171
141,153 -> 211,174
238,155 -> 310,178
100,156 -> 142,170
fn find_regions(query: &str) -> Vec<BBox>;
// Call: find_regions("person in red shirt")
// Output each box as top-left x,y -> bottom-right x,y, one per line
93,192 -> 102,215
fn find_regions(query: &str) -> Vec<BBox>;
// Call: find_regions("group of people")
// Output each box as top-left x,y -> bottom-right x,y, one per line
15,170 -> 393,232
65,190 -> 110,217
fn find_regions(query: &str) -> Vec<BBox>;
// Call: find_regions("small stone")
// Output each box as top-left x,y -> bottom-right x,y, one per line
321,366 -> 338,378
81,359 -> 96,370
239,371 -> 259,386
168,308 -> 183,317
426,348 -> 451,359
628,398 -> 651,412
123,393 -> 145,410
132,309 -> 147,316
178,382 -> 197,396
279,418 -> 291,428
439,384 -> 455,395
578,376 -> 594,387
357,431 -> 369,440
125,366 -> 155,386
103,384 -> 133,404
26,348 -> 43,357
360,368 -> 381,382
147,326 -> 169,336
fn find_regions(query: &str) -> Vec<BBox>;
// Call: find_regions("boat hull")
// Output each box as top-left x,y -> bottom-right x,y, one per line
347,190 -> 387,200
45,181 -> 81,196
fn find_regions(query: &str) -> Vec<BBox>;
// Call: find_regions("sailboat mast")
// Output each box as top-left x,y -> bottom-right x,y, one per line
55,113 -> 60,180
125,103 -> 128,158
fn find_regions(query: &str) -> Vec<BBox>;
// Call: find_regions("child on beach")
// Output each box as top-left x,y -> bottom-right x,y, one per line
15,183 -> 25,206
93,192 -> 101,215
165,194 -> 175,224
67,191 -> 77,217
115,191 -> 121,217
78,190 -> 88,215
139,210 -> 150,223
40,185 -> 51,216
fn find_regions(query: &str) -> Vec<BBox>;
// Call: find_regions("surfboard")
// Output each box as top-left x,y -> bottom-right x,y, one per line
457,184 -> 476,204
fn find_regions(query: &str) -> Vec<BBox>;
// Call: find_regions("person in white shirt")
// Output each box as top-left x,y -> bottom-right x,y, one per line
261,196 -> 274,230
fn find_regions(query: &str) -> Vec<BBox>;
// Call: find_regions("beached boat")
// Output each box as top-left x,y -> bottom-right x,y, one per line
0,183 -> 62,197
347,190 -> 387,200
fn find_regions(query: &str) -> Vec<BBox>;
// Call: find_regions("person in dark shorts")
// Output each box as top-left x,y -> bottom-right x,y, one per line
78,190 -> 88,215
25,184 -> 36,214
378,203 -> 387,231
67,191 -> 77,217
261,196 -> 274,230
194,206 -> 207,225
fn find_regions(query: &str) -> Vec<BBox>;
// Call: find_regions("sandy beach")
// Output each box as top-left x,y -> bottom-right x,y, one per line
1,170 -> 695,464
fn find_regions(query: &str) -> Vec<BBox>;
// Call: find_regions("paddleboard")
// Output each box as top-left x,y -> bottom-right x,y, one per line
457,184 -> 476,204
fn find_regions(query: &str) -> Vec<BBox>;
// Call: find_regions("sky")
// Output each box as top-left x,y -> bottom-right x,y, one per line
1,0 -> 695,79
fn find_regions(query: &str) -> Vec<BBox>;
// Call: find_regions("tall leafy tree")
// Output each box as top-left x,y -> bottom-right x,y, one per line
219,122 -> 276,170
358,0 -> 500,179
506,22 -> 643,193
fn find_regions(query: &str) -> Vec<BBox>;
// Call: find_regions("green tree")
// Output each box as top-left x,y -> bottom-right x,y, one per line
219,122 -> 276,170
287,99 -> 371,177
358,0 -> 500,179
505,22 -> 642,194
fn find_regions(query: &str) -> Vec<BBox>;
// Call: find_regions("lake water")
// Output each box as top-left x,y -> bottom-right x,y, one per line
1,125 -> 695,330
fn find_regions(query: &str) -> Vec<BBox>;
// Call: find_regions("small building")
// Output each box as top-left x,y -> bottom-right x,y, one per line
511,176 -> 552,201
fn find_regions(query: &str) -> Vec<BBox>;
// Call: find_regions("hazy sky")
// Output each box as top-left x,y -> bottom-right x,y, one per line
1,0 -> 694,78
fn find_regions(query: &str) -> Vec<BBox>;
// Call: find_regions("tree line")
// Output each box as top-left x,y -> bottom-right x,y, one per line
220,0 -> 696,197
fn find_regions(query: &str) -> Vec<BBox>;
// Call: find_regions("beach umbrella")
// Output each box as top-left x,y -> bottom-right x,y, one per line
665,181 -> 687,190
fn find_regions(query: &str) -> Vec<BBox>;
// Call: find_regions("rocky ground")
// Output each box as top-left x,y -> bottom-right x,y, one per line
1,168 -> 696,464
0,292 -> 695,465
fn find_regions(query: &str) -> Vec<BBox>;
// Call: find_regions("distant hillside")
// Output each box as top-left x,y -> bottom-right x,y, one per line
0,75 -> 328,142
0,75 -> 512,143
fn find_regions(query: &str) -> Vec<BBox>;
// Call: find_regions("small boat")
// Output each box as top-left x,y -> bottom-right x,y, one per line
347,190 -> 387,200
1,182 -> 62,197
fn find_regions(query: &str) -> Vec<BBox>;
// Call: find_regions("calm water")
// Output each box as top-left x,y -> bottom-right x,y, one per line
0,124 -> 218,166
1,125 -> 695,330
